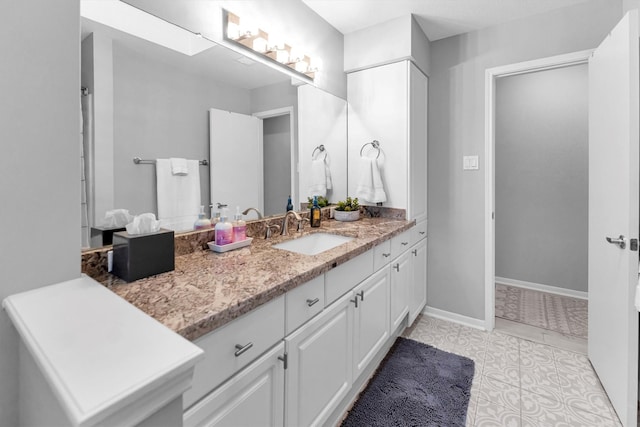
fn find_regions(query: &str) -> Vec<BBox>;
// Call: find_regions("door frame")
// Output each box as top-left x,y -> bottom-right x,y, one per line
253,107 -> 297,211
483,50 -> 594,331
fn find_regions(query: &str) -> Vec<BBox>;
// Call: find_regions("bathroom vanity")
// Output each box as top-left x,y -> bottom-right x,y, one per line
89,213 -> 427,426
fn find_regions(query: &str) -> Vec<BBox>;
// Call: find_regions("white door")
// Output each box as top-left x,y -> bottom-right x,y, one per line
209,109 -> 263,213
588,11 -> 639,427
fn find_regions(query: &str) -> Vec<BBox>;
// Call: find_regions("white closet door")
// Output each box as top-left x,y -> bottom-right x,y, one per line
209,109 -> 262,213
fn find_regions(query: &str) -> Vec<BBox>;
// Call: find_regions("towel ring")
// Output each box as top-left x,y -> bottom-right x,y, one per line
312,144 -> 327,160
360,140 -> 381,159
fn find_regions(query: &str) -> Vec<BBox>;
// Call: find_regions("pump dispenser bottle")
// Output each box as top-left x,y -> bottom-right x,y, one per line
232,206 -> 247,242
214,207 -> 233,245
194,205 -> 212,230
310,196 -> 321,228
286,195 -> 293,212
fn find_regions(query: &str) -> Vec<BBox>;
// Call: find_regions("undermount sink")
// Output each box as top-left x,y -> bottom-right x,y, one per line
272,233 -> 353,256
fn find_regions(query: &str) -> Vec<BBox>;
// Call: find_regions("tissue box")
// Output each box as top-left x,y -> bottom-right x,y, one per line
90,226 -> 126,246
112,229 -> 175,282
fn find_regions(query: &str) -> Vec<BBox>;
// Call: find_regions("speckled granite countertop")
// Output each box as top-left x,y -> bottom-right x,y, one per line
95,217 -> 414,341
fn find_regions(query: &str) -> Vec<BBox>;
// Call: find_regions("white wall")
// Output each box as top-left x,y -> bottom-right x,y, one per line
428,0 -> 622,320
344,14 -> 431,76
124,0 -> 347,99
495,64 -> 588,293
0,1 -> 80,424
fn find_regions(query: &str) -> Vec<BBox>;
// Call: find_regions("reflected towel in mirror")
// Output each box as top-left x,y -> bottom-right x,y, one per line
309,158 -> 332,198
156,159 -> 201,231
356,157 -> 386,203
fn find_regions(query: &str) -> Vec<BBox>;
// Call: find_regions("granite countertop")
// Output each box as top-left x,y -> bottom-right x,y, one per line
97,217 -> 414,341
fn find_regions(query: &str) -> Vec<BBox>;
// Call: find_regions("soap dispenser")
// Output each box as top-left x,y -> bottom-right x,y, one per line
310,196 -> 321,228
286,195 -> 294,212
214,207 -> 233,245
194,205 -> 212,230
232,206 -> 247,242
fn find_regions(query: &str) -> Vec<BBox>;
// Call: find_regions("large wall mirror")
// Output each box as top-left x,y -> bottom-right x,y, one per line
80,1 -> 347,250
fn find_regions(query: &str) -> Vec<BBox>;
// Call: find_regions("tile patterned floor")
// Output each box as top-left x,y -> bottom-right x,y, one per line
403,315 -> 622,427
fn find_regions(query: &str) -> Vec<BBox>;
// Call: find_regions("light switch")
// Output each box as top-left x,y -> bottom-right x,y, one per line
463,155 -> 479,170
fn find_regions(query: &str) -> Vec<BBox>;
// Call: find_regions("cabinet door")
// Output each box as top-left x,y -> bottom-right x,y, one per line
285,292 -> 353,427
183,343 -> 285,427
408,239 -> 427,326
409,62 -> 428,222
353,268 -> 390,380
390,251 -> 411,332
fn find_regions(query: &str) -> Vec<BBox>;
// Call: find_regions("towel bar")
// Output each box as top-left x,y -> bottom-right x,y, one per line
133,157 -> 209,166
360,140 -> 380,159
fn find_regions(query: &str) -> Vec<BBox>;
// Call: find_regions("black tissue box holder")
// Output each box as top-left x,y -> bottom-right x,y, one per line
112,229 -> 175,282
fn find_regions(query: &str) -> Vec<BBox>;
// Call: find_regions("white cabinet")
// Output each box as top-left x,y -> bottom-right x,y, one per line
390,250 -> 411,331
352,268 -> 390,380
184,343 -> 285,427
408,238 -> 427,325
285,292 -> 354,427
347,60 -> 428,223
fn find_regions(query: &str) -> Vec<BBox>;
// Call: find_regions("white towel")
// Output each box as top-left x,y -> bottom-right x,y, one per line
356,157 -> 387,203
325,159 -> 333,191
309,158 -> 330,198
170,157 -> 189,176
156,159 -> 201,231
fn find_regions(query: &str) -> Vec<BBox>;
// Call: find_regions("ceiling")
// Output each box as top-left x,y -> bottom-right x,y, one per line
302,0 -> 592,41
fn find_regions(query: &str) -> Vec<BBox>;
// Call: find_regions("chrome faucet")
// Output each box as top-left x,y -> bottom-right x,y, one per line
242,207 -> 263,219
281,210 -> 302,236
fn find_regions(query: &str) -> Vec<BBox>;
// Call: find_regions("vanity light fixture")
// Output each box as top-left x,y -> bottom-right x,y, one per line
222,9 -> 318,81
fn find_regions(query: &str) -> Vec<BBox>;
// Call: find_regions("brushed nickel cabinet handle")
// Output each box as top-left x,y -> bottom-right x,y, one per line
393,264 -> 400,272
382,253 -> 391,258
401,242 -> 409,246
412,249 -> 417,256
234,342 -> 253,357
357,290 -> 364,301
351,298 -> 359,308
306,298 -> 320,307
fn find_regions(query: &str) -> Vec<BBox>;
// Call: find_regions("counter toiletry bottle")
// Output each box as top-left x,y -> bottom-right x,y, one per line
310,195 -> 321,228
194,205 -> 212,230
232,206 -> 247,242
214,207 -> 233,245
210,204 -> 222,227
286,195 -> 293,212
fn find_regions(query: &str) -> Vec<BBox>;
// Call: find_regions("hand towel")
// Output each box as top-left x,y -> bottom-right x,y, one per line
324,158 -> 333,191
156,159 -> 201,231
170,157 -> 189,176
355,157 -> 387,203
309,158 -> 328,198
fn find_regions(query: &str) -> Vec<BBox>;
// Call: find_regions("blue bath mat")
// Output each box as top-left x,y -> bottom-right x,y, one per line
341,337 -> 475,427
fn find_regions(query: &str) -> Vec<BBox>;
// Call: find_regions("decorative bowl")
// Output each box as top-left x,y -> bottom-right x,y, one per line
334,210 -> 360,222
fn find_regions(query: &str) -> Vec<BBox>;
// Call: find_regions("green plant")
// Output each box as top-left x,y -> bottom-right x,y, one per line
307,196 -> 329,208
335,197 -> 359,212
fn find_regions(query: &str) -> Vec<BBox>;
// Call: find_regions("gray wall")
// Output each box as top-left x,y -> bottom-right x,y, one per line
0,1 -> 80,424
428,0 -> 622,320
263,115 -> 292,216
495,64 -> 588,292
112,41 -> 251,217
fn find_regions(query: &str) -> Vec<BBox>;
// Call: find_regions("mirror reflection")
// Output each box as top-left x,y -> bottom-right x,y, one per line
80,6 -> 347,250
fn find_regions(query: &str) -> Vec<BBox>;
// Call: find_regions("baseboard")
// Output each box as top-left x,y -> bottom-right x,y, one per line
495,277 -> 588,300
422,306 -> 486,330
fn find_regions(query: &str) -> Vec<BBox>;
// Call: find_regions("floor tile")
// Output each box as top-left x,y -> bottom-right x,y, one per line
474,398 -> 521,427
405,315 -> 626,427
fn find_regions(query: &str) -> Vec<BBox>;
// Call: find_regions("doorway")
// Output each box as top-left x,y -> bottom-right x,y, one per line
483,50 -> 593,335
492,63 -> 589,352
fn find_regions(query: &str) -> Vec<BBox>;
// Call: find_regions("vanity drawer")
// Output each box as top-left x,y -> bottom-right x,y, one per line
184,295 -> 285,409
391,230 -> 412,259
286,275 -> 325,335
325,250 -> 374,305
373,240 -> 392,272
412,219 -> 427,244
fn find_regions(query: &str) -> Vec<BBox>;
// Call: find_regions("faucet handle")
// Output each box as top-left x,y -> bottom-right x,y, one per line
265,224 -> 280,239
297,218 -> 310,232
